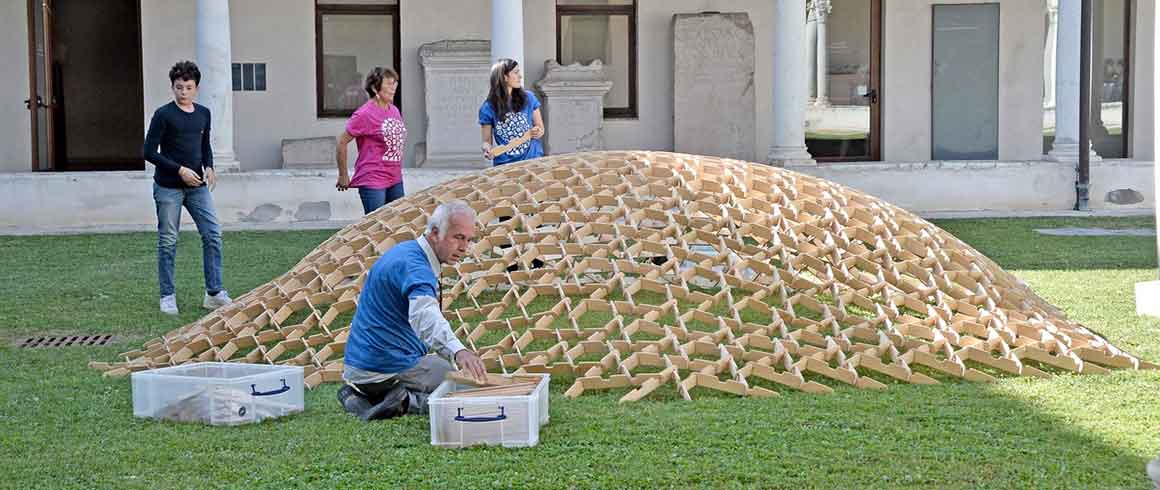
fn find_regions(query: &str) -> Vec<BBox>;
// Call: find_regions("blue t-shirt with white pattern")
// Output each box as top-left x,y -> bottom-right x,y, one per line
478,89 -> 544,166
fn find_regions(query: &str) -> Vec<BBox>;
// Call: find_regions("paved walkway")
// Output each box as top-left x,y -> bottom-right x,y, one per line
1,209 -> 1153,236
1035,227 -> 1156,237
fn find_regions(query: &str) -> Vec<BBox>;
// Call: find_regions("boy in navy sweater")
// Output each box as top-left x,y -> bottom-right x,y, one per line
143,61 -> 230,315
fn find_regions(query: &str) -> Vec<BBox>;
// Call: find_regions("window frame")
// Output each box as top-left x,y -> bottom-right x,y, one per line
314,2 -> 402,118
555,2 -> 638,119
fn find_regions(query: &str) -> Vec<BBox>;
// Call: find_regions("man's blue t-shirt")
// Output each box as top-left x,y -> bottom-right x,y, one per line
478,89 -> 544,166
343,240 -> 438,374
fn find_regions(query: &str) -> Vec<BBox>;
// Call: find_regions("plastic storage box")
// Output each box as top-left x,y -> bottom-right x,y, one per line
131,362 -> 304,425
428,373 -> 550,448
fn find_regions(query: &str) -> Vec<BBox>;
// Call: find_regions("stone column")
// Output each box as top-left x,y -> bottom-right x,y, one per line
1089,2 -> 1108,137
768,0 -> 814,166
196,0 -> 239,171
419,40 -> 492,167
1048,0 -> 1100,162
806,9 -> 818,101
812,0 -> 831,107
1044,0 -> 1058,109
491,0 -> 525,72
535,60 -> 613,155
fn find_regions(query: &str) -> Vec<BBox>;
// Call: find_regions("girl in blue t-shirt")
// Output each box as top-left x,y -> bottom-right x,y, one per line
479,58 -> 545,165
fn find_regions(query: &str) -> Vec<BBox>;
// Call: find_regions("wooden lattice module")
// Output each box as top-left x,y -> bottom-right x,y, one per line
91,151 -> 1157,401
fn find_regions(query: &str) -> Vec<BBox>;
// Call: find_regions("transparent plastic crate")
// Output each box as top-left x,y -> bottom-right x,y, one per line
131,362 -> 304,426
428,373 -> 549,448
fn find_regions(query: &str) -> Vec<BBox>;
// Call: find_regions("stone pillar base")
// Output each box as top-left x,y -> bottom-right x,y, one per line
1046,141 -> 1101,162
767,146 -> 814,167
1136,280 -> 1160,317
214,160 -> 242,173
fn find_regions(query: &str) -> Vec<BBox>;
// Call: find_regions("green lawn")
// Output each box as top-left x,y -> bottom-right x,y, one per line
1,217 -> 1158,489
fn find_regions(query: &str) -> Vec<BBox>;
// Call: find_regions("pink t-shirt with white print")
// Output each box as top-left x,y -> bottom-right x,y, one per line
345,99 -> 406,189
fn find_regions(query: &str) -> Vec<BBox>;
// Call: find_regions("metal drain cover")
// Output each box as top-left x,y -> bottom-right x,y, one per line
18,335 -> 114,348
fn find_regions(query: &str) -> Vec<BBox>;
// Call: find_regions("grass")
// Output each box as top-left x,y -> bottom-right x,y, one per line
1,216 -> 1159,489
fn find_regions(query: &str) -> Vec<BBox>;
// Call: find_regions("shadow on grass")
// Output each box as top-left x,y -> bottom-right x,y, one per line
1,344 -> 1157,489
931,217 -> 1157,271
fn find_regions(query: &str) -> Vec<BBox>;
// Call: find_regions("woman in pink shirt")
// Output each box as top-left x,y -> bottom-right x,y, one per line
336,67 -> 407,214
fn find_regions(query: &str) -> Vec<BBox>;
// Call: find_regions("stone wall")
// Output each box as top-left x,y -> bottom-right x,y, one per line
1,160 -> 1152,232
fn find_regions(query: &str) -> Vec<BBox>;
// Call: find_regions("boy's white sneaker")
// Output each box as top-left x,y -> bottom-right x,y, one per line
160,295 -> 179,315
203,290 -> 232,310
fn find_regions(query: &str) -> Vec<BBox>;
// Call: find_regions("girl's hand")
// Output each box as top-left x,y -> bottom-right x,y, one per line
482,142 -> 494,160
530,126 -> 544,139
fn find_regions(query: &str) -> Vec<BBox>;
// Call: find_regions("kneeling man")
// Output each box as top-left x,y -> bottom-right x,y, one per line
338,201 -> 486,420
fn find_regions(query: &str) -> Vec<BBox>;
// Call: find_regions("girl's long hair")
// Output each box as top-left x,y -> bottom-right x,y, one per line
486,58 -> 526,123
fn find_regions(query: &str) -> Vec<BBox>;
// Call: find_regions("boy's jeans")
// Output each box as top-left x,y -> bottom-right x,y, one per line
153,182 -> 222,298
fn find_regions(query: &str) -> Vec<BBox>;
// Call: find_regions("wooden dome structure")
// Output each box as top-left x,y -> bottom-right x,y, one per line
93,151 -> 1155,402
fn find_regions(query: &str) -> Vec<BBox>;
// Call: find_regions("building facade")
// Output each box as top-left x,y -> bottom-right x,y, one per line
1,0 -> 1156,229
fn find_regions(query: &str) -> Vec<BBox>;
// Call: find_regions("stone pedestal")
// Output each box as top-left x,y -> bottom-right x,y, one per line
535,60 -> 613,155
419,40 -> 492,168
673,12 -> 756,161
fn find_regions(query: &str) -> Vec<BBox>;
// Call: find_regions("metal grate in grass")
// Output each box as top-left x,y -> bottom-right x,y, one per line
20,335 -> 114,348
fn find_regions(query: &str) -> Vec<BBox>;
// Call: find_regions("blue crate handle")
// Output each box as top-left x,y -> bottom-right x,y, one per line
251,378 -> 290,397
455,406 -> 506,423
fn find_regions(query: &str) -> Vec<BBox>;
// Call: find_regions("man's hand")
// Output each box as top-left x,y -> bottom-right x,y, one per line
454,349 -> 486,383
336,172 -> 350,191
178,166 -> 203,187
204,167 -> 216,190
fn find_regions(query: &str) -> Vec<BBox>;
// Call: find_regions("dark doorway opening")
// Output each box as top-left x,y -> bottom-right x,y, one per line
28,0 -> 144,171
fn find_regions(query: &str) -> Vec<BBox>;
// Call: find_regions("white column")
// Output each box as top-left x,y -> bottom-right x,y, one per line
806,10 -> 818,101
813,0 -> 831,107
196,0 -> 239,171
1044,0 -> 1058,109
491,0 -> 525,75
1048,0 -> 1100,162
1135,0 -> 1160,318
768,0 -> 815,166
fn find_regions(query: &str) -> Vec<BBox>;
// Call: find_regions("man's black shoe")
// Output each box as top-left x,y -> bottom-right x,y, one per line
360,384 -> 409,421
337,385 -> 372,418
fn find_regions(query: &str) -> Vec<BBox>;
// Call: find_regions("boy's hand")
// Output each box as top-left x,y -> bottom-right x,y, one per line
178,166 -> 203,187
204,167 -> 216,190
